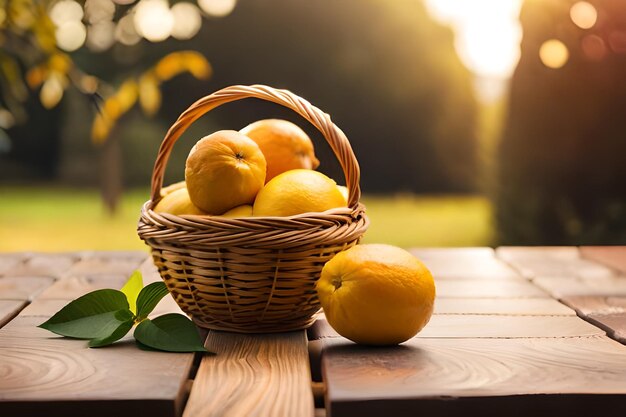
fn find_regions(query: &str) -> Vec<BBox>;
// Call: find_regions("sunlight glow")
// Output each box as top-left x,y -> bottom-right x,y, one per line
570,1 -> 597,30
539,39 -> 569,69
424,0 -> 523,80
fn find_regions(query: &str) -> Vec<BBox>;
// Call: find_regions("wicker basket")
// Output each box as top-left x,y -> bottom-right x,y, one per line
137,84 -> 369,333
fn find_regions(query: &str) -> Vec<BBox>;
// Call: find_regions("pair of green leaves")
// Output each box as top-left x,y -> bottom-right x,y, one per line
39,271 -> 209,353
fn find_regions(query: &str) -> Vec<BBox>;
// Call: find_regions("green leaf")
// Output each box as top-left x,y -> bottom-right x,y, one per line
136,281 -> 170,319
120,270 -> 143,315
133,313 -> 209,353
39,289 -> 130,339
88,310 -> 135,348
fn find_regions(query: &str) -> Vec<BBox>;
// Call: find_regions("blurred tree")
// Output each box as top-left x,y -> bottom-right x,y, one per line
1,0 -> 479,203
179,0 -> 479,193
0,0 -> 222,212
497,0 -> 626,244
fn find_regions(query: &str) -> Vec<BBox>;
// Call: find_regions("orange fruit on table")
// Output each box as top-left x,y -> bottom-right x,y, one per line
154,187 -> 207,216
252,169 -> 346,217
240,119 -> 320,182
185,130 -> 267,215
316,244 -> 436,346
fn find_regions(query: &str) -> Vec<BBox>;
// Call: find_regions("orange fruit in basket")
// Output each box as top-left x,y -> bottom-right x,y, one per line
240,119 -> 320,182
154,187 -> 207,216
337,185 -> 349,204
316,244 -> 435,346
185,130 -> 267,214
221,204 -> 253,218
160,180 -> 186,197
252,169 -> 346,217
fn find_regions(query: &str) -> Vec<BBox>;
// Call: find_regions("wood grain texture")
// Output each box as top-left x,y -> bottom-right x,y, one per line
436,279 -> 548,298
580,246 -> 626,274
184,331 -> 314,417
308,314 -> 602,340
0,295 -> 195,417
435,298 -> 575,315
409,247 -> 521,280
533,276 -> 626,299
37,274 -> 129,300
0,300 -> 26,328
585,313 -> 626,344
0,276 -> 55,301
562,295 -> 626,316
496,247 -> 614,280
6,253 -> 79,278
64,251 -> 147,277
322,336 -> 626,417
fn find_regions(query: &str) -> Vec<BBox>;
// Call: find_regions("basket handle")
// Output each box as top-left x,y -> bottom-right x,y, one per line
150,84 -> 362,208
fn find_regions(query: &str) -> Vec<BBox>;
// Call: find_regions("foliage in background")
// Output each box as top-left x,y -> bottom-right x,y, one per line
496,0 -> 626,244
0,0 -> 223,211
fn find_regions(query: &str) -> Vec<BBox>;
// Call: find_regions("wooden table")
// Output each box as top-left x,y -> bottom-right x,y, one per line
1,247 -> 626,417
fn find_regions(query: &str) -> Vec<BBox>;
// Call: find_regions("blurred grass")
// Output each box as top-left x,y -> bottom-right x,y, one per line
0,187 -> 493,251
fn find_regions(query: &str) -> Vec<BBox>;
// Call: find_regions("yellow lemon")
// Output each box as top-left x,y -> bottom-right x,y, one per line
221,204 -> 253,218
153,187 -> 207,216
185,130 -> 266,214
316,244 -> 435,345
252,169 -> 346,217
240,119 -> 320,182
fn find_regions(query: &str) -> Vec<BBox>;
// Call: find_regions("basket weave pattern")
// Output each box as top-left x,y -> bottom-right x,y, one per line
137,85 -> 369,333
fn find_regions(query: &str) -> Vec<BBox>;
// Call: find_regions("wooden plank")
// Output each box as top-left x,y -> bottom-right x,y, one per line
435,298 -> 575,315
562,296 -> 626,316
533,276 -> 626,299
37,274 -> 129,300
64,253 -> 146,277
6,253 -> 80,278
0,276 -> 55,301
0,253 -> 27,276
580,246 -> 626,274
308,314 -> 602,340
409,247 -> 521,280
321,336 -> 626,417
436,279 -> 548,298
183,331 -> 314,417
585,314 -> 626,344
496,247 -> 614,279
0,300 -> 26,328
0,298 -> 196,417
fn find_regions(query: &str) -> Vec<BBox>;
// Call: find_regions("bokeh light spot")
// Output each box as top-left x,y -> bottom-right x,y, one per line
539,39 -> 569,69
198,0 -> 237,18
49,0 -> 84,26
581,34 -> 607,61
171,2 -> 202,40
87,21 -> 116,52
115,13 -> 142,46
134,0 -> 174,42
85,0 -> 116,24
55,20 -> 87,52
570,1 -> 597,30
608,31 -> 626,53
